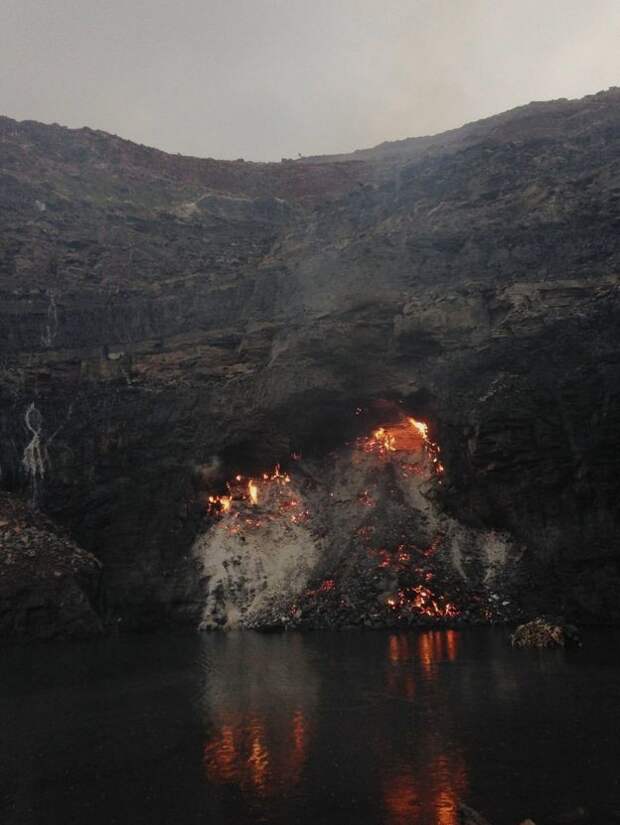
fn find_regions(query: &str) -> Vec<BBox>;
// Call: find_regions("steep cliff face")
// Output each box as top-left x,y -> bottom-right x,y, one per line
1,88 -> 619,633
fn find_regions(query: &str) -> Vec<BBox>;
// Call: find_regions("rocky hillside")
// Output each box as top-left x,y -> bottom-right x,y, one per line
1,88 -> 619,635
0,492 -> 102,639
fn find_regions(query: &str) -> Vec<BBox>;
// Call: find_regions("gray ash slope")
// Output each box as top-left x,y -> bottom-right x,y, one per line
1,87 -> 620,636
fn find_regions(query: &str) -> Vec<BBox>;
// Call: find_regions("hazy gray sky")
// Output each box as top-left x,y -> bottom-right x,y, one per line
2,0 -> 619,161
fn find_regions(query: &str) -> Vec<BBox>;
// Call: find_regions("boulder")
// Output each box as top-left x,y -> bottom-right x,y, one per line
510,617 -> 581,648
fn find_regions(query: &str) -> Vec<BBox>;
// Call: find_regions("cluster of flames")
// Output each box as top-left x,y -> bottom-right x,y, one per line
203,413 -> 459,621
297,537 -> 459,620
206,416 -> 443,521
207,465 -> 292,514
385,586 -> 458,619
370,534 -> 444,569
359,417 -> 444,475
364,533 -> 459,620
206,464 -> 310,530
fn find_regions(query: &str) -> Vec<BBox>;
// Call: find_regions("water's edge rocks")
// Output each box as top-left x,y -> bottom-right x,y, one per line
510,617 -> 582,648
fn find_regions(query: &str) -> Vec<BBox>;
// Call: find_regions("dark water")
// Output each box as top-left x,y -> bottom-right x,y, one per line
2,629 -> 620,825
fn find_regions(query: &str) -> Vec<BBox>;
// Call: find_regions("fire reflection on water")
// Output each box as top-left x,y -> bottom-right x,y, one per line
383,630 -> 467,825
387,630 -> 458,675
417,629 -> 459,673
201,635 -> 315,798
202,630 -> 467,820
383,755 -> 467,825
203,709 -> 309,796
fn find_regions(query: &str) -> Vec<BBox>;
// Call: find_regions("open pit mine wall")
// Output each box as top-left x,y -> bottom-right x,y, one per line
1,88 -> 620,633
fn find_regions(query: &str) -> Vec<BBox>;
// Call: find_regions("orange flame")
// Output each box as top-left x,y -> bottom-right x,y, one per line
207,495 -> 232,514
383,584 -> 459,619
357,416 -> 442,476
206,462 -> 303,526
248,480 -> 259,506
373,427 -> 397,452
409,418 -> 428,439
205,414 -> 444,537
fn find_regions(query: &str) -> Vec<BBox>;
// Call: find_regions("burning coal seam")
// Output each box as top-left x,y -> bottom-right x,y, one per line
205,417 -> 443,522
193,416 -> 517,629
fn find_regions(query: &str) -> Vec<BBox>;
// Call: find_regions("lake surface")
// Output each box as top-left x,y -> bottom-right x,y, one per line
2,628 -> 620,825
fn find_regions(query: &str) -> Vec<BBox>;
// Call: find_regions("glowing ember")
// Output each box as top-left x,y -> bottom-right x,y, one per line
290,509 -> 310,525
399,585 -> 459,619
358,489 -> 375,507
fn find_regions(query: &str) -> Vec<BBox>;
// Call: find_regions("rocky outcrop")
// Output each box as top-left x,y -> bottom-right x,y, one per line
510,618 -> 581,648
1,88 -> 620,632
0,493 -> 102,639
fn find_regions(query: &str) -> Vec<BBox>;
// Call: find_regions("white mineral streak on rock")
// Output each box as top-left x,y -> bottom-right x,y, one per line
21,402 -> 48,506
41,290 -> 59,347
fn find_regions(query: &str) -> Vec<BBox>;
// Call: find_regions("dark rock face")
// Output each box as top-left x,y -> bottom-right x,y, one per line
1,88 -> 620,631
0,493 -> 102,639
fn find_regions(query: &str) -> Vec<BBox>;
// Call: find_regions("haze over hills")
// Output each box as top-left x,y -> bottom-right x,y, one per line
4,85 -> 620,173
305,87 -> 620,163
1,87 -> 620,637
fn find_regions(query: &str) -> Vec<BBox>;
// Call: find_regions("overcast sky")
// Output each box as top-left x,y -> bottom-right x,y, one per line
2,0 -> 619,161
